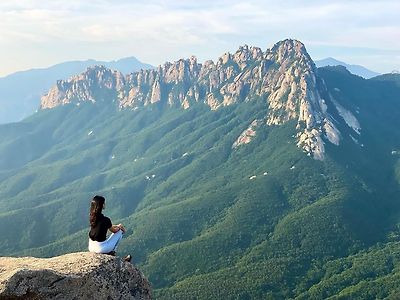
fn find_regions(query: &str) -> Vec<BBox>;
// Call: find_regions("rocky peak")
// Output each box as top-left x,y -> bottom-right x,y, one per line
260,39 -> 340,160
40,39 -> 346,160
268,39 -> 309,63
0,252 -> 151,299
40,65 -> 124,109
231,45 -> 263,69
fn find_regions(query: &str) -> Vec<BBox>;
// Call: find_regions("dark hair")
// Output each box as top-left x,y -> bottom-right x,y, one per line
89,195 -> 105,227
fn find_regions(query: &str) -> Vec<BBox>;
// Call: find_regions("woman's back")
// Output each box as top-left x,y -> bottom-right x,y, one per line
89,213 -> 111,242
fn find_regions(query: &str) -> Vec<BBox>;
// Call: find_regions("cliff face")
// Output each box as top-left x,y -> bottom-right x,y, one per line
39,39 -> 349,160
0,252 -> 151,299
41,40 -> 310,112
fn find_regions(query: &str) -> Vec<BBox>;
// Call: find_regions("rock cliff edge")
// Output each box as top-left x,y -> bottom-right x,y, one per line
0,252 -> 151,299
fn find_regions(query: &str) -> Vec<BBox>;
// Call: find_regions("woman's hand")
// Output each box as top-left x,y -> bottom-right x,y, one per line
117,223 -> 126,233
109,224 -> 126,233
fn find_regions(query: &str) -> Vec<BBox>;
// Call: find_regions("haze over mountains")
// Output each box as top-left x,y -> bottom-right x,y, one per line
0,57 -> 153,124
1,39 -> 400,298
315,57 -> 381,79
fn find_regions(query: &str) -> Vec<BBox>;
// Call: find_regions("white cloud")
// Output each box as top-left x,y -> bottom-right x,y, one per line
0,0 -> 399,75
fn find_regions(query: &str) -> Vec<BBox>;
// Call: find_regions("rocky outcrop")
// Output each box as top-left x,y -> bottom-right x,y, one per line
232,119 -> 261,148
0,252 -> 151,299
262,40 -> 340,160
41,67 -> 125,109
40,40 -> 302,112
40,39 -> 347,160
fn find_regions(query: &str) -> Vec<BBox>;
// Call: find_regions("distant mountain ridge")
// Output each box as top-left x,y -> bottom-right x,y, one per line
315,57 -> 380,79
0,57 -> 153,124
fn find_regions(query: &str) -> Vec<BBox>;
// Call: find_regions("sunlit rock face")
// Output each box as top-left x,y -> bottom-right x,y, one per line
41,39 -> 346,160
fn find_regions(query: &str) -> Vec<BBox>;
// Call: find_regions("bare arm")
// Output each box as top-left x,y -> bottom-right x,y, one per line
109,223 -> 126,233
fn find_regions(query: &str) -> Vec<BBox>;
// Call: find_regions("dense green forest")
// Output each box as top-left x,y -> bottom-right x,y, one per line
0,67 -> 400,299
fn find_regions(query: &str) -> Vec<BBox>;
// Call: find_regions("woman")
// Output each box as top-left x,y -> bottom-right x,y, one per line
88,195 -> 131,262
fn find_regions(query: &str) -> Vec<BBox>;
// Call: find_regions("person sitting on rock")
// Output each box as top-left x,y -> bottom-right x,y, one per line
88,195 -> 131,262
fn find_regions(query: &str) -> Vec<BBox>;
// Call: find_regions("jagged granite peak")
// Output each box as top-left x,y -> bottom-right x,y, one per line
40,65 -> 125,109
0,252 -> 151,299
40,42 -> 268,111
262,39 -> 341,160
40,39 -> 345,160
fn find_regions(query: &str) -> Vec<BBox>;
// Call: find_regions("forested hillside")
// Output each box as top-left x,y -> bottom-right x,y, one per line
1,40 -> 400,298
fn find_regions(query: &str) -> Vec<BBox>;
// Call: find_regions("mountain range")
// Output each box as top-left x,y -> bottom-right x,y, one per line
315,57 -> 380,79
0,53 -> 380,125
0,57 -> 153,124
1,39 -> 400,299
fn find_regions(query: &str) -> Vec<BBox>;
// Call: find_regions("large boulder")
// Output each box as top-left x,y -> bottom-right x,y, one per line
0,252 -> 151,299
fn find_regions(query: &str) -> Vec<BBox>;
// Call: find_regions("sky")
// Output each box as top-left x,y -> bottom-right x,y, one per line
0,0 -> 399,77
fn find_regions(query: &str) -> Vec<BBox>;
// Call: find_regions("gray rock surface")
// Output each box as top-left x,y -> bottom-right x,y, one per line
0,252 -> 151,299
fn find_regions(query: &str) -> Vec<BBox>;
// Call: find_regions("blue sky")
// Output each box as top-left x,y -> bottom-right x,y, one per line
0,0 -> 399,76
